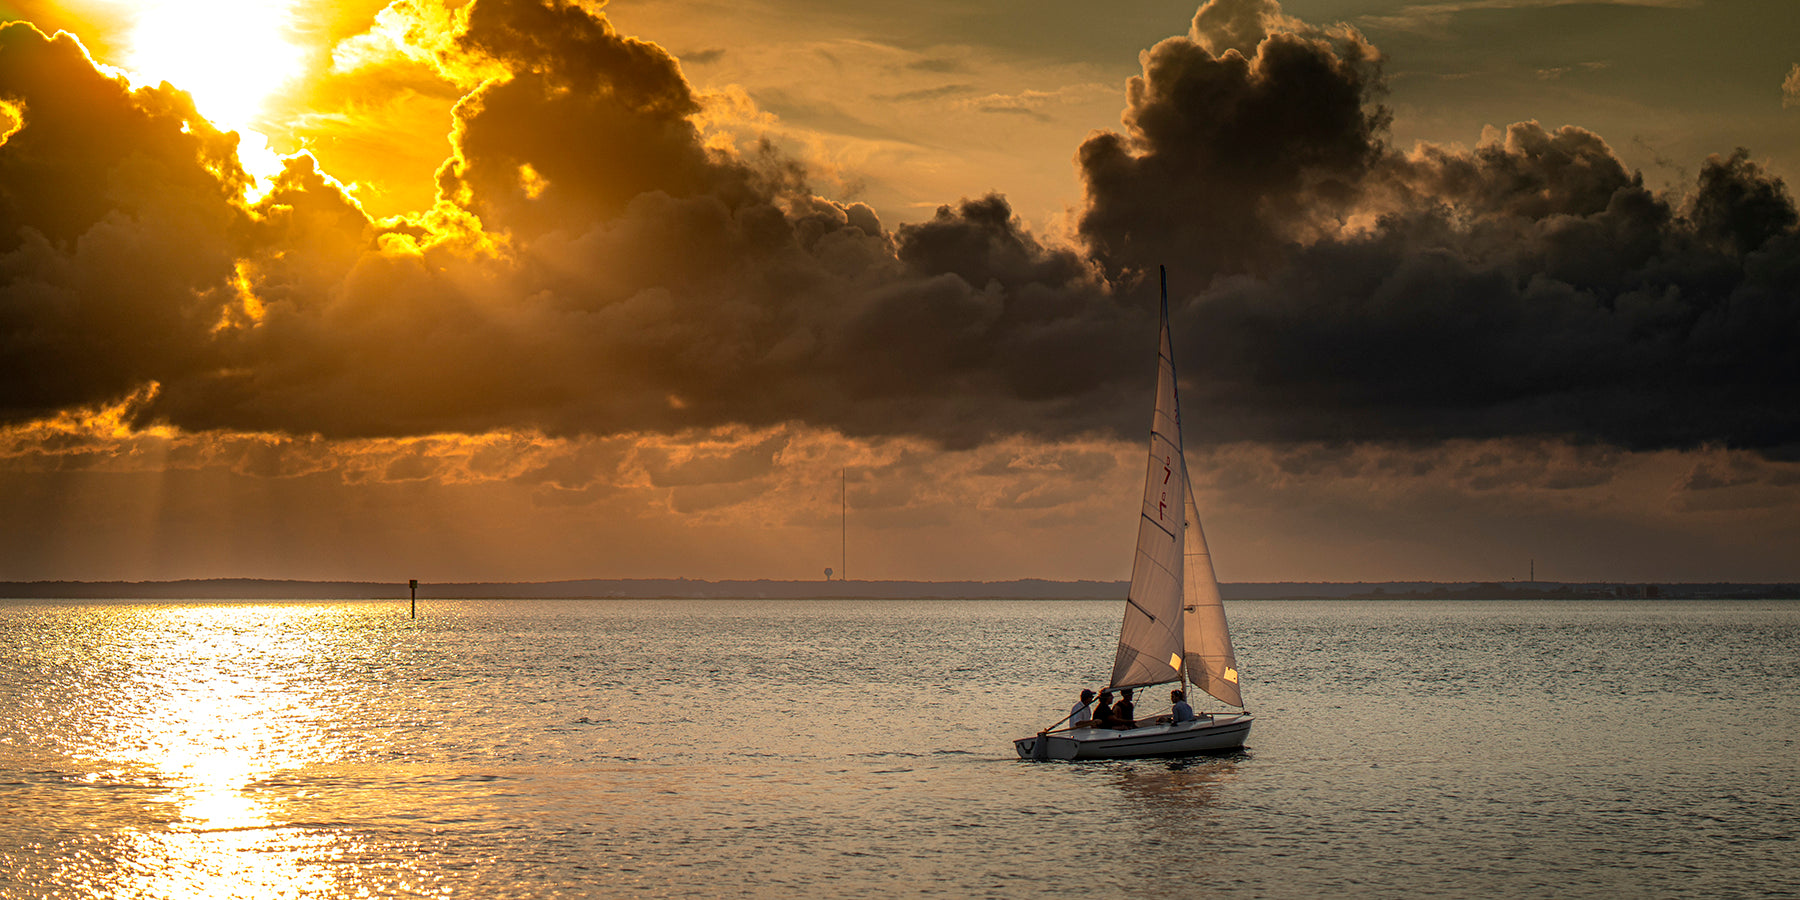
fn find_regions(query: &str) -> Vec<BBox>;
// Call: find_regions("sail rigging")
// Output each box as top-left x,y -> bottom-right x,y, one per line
1108,269 -> 1243,707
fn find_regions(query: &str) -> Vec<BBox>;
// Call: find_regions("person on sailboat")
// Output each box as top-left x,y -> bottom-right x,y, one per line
1111,688 -> 1137,729
1069,689 -> 1096,728
1090,690 -> 1115,728
1158,689 -> 1195,725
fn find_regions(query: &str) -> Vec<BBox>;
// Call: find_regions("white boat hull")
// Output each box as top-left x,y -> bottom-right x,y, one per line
1014,714 -> 1252,760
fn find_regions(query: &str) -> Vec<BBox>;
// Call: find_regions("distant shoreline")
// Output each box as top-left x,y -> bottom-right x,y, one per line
0,578 -> 1795,601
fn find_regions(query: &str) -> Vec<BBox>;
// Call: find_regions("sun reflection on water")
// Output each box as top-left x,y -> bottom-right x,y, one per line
99,604 -> 344,897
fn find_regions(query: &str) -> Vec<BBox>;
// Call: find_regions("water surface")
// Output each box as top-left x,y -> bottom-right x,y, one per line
2,598 -> 1794,898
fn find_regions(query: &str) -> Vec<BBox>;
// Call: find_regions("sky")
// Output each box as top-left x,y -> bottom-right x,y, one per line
0,0 -> 1795,584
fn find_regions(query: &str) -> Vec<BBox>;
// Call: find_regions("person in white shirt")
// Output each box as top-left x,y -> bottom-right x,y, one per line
1069,689 -> 1096,727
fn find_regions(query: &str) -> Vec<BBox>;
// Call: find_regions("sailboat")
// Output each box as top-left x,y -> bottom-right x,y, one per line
1014,267 -> 1252,760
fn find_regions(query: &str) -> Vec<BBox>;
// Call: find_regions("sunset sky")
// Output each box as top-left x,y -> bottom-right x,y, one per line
0,0 -> 1795,584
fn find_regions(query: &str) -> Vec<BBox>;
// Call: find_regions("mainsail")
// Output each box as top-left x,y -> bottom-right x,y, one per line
1109,280 -> 1187,690
1109,268 -> 1244,708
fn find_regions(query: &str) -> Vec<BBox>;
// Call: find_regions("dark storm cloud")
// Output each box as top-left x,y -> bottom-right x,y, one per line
1145,118 -> 1800,455
1689,149 -> 1799,255
129,0 -> 1132,448
0,0 -> 1795,458
436,0 -> 728,236
1077,2 -> 1388,282
1067,0 -> 1797,457
1174,180 -> 1800,454
0,24 -> 243,422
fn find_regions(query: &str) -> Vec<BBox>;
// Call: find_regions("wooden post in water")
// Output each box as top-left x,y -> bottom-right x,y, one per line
409,579 -> 418,619
840,467 -> 847,583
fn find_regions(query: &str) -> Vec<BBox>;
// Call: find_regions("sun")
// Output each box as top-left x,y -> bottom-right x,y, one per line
94,0 -> 309,186
105,0 -> 305,130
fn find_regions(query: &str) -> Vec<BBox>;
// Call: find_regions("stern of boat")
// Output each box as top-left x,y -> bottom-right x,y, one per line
1014,733 -> 1080,760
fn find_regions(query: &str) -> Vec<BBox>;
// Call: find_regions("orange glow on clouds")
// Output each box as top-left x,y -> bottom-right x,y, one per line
0,98 -> 22,145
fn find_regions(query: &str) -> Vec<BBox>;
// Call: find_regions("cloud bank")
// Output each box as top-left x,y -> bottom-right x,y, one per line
0,0 -> 1795,459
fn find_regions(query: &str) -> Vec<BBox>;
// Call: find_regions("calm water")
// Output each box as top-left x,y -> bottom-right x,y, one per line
1,598 -> 1795,899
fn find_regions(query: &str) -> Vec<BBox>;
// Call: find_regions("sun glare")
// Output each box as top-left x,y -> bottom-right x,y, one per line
98,0 -> 307,189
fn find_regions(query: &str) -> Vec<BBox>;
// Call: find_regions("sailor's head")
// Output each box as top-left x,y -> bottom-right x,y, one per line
1121,688 -> 1133,700
1171,689 -> 1186,702
1080,689 -> 1096,703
